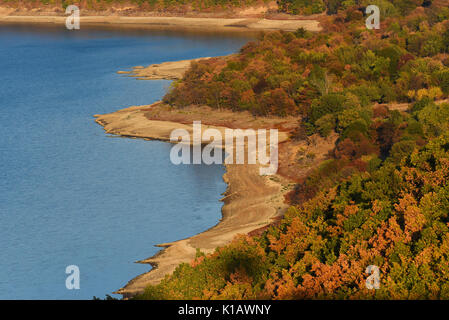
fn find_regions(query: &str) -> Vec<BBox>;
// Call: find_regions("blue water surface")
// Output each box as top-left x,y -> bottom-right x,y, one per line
0,24 -> 252,299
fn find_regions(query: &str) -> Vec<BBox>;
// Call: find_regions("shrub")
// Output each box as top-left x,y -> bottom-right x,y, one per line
316,114 -> 336,137
309,93 -> 346,124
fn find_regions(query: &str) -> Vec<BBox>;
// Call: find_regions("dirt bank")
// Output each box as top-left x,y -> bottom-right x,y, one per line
118,58 -> 213,80
94,103 -> 293,297
0,15 -> 322,32
0,5 -> 322,32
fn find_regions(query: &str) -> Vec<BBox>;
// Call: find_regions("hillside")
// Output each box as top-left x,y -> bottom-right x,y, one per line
0,0 -> 380,17
132,0 -> 449,299
0,0 -> 309,17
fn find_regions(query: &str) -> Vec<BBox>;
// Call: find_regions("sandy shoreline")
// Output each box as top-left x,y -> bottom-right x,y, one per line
95,57 -> 332,298
0,14 -> 321,32
118,58 -> 213,80
94,104 -> 293,298
98,56 -> 429,298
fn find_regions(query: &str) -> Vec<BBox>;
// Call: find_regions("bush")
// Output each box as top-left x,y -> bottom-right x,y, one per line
388,140 -> 416,163
436,69 -> 449,95
279,0 -> 326,15
316,114 -> 336,137
341,120 -> 369,141
309,93 -> 346,124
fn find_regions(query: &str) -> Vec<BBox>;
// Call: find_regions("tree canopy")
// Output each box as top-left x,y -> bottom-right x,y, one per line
135,1 -> 449,300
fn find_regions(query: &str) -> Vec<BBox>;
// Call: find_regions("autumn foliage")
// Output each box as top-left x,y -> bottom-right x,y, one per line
137,129 -> 449,299
135,1 -> 449,300
164,2 -> 449,126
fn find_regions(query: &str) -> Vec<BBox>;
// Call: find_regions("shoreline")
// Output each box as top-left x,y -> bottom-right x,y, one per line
94,105 -> 293,298
0,14 -> 322,32
95,58 -> 333,298
118,58 -> 213,80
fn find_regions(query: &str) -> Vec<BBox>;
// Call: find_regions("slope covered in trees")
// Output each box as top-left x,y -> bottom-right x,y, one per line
0,0 -> 427,16
134,1 -> 449,300
165,2 -> 449,121
137,101 -> 449,299
1,0 -> 263,12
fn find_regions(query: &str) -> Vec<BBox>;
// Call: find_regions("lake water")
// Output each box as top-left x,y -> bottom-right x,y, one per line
0,24 -> 252,299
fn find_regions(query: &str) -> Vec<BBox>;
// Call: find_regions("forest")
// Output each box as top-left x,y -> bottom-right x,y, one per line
0,0 -> 425,15
134,0 -> 449,299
